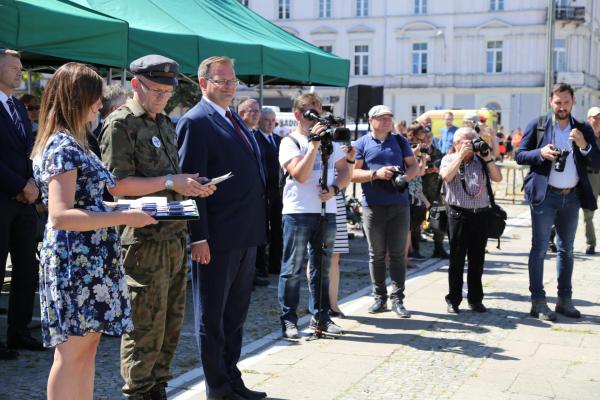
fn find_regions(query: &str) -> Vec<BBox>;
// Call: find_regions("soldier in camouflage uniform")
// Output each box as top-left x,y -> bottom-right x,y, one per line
100,55 -> 215,400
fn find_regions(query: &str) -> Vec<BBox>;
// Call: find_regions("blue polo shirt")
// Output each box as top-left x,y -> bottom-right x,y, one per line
439,125 -> 458,154
355,132 -> 414,207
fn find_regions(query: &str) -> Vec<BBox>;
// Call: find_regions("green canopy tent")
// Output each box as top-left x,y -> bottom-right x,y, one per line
0,0 -> 129,68
66,0 -> 349,87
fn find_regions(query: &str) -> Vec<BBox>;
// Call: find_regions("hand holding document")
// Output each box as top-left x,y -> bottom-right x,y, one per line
201,172 -> 234,186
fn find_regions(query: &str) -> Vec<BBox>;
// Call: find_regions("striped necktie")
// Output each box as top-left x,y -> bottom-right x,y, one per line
7,97 -> 26,139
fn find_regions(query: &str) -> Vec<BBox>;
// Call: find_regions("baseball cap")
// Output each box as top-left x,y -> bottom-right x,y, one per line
587,106 -> 600,118
368,105 -> 393,119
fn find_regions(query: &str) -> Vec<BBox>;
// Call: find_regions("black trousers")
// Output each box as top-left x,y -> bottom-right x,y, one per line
255,191 -> 283,275
191,246 -> 256,398
0,200 -> 37,337
446,207 -> 489,306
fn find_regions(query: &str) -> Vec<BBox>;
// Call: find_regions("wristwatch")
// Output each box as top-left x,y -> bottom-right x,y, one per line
164,174 -> 174,190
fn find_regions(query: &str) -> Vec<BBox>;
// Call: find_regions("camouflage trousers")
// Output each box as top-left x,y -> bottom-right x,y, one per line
120,237 -> 188,396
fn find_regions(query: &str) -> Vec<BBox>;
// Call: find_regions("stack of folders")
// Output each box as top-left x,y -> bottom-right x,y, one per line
114,197 -> 199,221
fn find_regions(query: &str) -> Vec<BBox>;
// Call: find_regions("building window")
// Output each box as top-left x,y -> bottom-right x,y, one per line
356,0 -> 368,17
486,41 -> 503,73
318,45 -> 333,53
412,43 -> 428,75
414,0 -> 427,15
411,105 -> 426,120
279,0 -> 290,19
554,39 -> 566,72
490,0 -> 504,11
353,44 -> 369,76
319,0 -> 332,18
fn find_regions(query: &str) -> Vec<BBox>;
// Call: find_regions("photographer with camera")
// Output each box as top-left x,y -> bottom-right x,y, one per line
406,123 -> 430,261
440,127 -> 502,314
277,93 -> 350,338
517,83 -> 600,321
351,105 -> 419,318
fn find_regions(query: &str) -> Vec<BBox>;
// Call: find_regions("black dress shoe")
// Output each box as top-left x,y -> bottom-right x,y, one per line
7,334 -> 46,351
368,297 -> 387,313
233,385 -> 267,400
253,276 -> 269,287
149,382 -> 167,400
446,299 -> 460,314
468,302 -> 487,313
0,342 -> 19,360
549,243 -> 557,253
432,247 -> 449,259
586,245 -> 596,255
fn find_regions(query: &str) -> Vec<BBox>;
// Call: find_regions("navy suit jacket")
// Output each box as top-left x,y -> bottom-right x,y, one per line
177,98 -> 266,251
0,96 -> 34,203
253,129 -> 282,191
516,115 -> 600,210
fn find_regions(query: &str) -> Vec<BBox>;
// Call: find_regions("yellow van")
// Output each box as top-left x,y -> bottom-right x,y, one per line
422,108 -> 499,138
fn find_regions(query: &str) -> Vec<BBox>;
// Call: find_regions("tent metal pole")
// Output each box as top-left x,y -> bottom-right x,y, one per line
27,70 -> 32,95
259,74 -> 264,106
121,69 -> 126,87
108,68 -> 112,84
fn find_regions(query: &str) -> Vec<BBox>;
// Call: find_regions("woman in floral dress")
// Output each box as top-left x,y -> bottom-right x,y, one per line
31,63 -> 156,400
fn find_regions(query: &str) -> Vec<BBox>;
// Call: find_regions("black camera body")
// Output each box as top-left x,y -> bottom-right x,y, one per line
304,110 -> 347,156
471,137 -> 490,156
554,148 -> 570,172
390,166 -> 409,192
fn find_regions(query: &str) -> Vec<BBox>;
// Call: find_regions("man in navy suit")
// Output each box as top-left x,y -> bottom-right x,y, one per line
0,49 -> 44,360
177,56 -> 267,400
517,82 -> 600,321
253,107 -> 283,276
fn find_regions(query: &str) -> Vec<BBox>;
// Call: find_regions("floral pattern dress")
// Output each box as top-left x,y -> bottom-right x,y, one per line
33,131 -> 133,348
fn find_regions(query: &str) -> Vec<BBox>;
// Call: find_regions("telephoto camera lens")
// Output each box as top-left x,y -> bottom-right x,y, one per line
390,166 -> 409,192
554,149 -> 570,172
471,137 -> 490,156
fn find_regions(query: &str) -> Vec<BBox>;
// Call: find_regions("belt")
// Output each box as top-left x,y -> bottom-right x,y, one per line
548,185 -> 577,195
449,205 -> 490,214
587,169 -> 600,174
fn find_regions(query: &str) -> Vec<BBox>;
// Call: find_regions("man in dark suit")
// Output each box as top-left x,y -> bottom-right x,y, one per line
177,56 -> 267,400
517,82 -> 600,321
238,98 -> 269,287
0,48 -> 44,360
253,107 -> 283,276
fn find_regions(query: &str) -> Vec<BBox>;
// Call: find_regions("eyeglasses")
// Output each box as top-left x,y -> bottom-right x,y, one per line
138,78 -> 174,97
208,78 -> 240,87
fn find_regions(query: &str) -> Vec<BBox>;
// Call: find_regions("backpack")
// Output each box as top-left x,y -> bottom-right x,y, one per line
279,135 -> 301,197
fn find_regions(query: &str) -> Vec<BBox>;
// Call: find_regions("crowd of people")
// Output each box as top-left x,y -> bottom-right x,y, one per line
1,44 -> 600,400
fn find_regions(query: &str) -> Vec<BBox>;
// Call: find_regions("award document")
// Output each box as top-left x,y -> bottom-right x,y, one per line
114,197 -> 199,221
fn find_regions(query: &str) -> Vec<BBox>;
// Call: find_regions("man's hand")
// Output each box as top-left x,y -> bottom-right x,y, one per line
20,179 -> 39,204
195,177 -> 217,198
540,144 -> 561,161
318,186 -> 335,202
458,140 -> 474,160
569,128 -> 588,149
308,122 -> 327,150
191,242 -> 211,265
342,144 -> 356,161
375,166 -> 396,181
172,173 -> 211,197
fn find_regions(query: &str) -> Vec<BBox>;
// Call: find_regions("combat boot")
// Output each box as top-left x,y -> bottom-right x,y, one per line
555,297 -> 581,318
530,299 -> 557,321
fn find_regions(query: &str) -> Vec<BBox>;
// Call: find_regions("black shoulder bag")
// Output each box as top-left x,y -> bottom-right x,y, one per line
481,159 -> 507,249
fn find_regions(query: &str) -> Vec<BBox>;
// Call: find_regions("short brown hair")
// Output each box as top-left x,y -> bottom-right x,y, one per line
237,98 -> 259,113
406,122 -> 425,140
293,93 -> 322,113
551,82 -> 574,98
198,56 -> 234,78
32,62 -> 103,158
0,49 -> 21,60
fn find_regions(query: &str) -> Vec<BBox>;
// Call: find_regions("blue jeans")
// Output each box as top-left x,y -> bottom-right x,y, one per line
278,213 -> 336,324
528,190 -> 580,300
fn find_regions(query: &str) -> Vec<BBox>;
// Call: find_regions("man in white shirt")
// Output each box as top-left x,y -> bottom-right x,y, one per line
278,93 -> 349,338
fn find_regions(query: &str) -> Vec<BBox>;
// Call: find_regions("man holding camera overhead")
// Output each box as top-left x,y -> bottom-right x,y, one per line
517,83 -> 600,321
277,93 -> 350,338
351,105 -> 419,318
439,127 -> 502,314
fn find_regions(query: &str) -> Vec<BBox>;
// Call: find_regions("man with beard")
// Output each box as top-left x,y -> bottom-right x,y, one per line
517,83 -> 600,321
